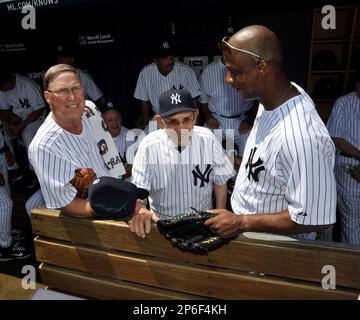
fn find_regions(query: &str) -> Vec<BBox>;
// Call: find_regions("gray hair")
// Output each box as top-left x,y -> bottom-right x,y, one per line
43,64 -> 80,90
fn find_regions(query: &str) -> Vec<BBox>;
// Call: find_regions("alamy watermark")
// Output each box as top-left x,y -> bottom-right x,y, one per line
321,5 -> 336,30
321,265 -> 336,290
21,265 -> 36,290
21,5 -> 36,29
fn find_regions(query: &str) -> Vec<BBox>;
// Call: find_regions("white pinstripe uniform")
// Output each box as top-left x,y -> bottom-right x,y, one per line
0,74 -> 46,152
199,58 -> 254,156
326,91 -> 360,246
0,121 -> 13,248
28,101 -> 123,209
25,126 -> 136,214
78,69 -> 103,102
231,83 -> 337,240
134,62 -> 201,132
113,126 -> 138,182
132,126 -> 235,218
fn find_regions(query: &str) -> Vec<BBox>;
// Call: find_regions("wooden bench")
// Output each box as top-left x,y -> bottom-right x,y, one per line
31,208 -> 360,300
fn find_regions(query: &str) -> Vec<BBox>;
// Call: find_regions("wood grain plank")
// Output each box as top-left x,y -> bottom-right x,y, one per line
35,238 -> 359,300
39,263 -> 207,300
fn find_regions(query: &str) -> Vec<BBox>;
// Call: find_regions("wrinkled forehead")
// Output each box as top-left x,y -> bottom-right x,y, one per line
49,71 -> 81,87
165,111 -> 195,120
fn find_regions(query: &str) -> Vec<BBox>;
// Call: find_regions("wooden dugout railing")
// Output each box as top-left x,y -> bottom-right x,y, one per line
30,208 -> 360,300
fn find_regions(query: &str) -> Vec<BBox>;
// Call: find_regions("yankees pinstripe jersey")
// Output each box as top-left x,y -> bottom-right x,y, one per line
29,112 -> 111,209
326,91 -> 360,246
132,126 -> 235,217
113,126 -> 137,166
327,91 -> 360,153
134,62 -> 201,114
199,58 -> 253,117
0,123 -> 13,248
78,69 -> 103,102
231,83 -> 337,239
0,74 -> 46,120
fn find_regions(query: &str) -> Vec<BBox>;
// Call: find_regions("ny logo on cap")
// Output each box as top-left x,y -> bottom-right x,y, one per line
162,41 -> 170,49
171,93 -> 181,104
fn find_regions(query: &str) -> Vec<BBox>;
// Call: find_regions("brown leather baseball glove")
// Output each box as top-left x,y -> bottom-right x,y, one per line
70,168 -> 97,199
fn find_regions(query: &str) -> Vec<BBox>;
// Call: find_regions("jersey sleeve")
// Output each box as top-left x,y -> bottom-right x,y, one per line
211,137 -> 236,185
326,97 -> 345,139
80,71 -> 103,102
29,145 -> 78,209
131,140 -> 153,191
0,90 -> 8,110
277,136 -> 337,226
133,67 -> 150,102
184,66 -> 201,99
199,70 -> 210,104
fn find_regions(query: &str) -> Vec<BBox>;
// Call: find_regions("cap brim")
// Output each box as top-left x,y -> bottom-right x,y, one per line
159,106 -> 196,118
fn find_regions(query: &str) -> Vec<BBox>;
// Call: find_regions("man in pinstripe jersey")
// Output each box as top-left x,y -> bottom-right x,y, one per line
326,76 -> 360,247
0,122 -> 31,261
133,40 -> 201,131
0,71 -> 46,157
28,64 -> 126,218
129,88 -> 235,238
205,25 -> 337,241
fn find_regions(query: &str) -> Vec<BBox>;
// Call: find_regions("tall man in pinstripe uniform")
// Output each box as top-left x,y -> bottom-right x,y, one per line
134,40 -> 201,132
200,41 -> 257,158
326,75 -> 360,246
205,25 -> 337,240
129,88 -> 236,238
0,121 -> 31,261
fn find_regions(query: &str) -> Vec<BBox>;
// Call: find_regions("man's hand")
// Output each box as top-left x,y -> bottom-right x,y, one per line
204,209 -> 244,238
205,116 -> 220,129
128,204 -> 159,238
239,121 -> 252,134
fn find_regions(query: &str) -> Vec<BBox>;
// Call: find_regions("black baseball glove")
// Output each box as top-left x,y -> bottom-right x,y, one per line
156,209 -> 233,255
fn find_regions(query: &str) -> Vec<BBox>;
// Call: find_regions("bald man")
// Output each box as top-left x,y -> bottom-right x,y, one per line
204,25 -> 337,241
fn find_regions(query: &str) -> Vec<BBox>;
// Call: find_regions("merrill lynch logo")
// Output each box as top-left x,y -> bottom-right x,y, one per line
5,0 -> 59,11
79,34 -> 115,46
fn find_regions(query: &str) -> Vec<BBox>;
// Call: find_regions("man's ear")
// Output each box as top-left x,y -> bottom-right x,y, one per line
194,110 -> 199,121
44,91 -> 52,105
154,115 -> 165,129
257,60 -> 268,74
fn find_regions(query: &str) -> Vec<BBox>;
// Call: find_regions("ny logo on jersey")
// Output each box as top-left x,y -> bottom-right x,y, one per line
245,147 -> 265,182
19,98 -> 30,109
170,93 -> 181,105
172,84 -> 184,91
98,139 -> 108,155
192,164 -> 213,187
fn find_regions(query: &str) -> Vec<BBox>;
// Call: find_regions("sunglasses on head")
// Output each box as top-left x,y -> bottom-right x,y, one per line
221,36 -> 270,62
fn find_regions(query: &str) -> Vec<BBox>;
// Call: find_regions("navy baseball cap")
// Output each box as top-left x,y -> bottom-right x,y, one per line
98,101 -> 118,115
88,177 -> 148,219
154,40 -> 175,59
158,89 -> 196,118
